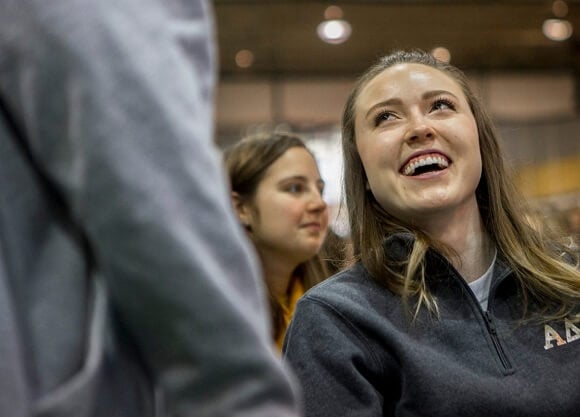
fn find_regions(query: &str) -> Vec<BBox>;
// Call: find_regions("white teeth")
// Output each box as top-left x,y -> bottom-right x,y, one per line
403,155 -> 449,176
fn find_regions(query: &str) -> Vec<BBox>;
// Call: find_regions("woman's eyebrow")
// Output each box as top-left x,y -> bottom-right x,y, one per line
422,89 -> 459,100
364,90 -> 460,120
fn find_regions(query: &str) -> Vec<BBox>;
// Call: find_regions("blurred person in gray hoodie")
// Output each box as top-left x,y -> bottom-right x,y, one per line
0,0 -> 300,416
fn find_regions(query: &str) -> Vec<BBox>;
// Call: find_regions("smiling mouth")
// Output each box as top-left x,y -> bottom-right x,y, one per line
401,153 -> 450,176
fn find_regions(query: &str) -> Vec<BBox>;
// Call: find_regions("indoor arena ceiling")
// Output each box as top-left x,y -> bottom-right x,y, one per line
214,0 -> 580,78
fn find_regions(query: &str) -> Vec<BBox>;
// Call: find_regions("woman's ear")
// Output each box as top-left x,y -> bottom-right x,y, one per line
231,191 -> 252,228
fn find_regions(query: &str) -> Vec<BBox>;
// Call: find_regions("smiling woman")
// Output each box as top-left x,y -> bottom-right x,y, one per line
353,62 -> 482,232
282,50 -> 580,417
224,133 -> 330,350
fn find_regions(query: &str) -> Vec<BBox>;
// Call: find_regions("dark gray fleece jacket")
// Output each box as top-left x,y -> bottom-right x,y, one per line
283,235 -> 580,417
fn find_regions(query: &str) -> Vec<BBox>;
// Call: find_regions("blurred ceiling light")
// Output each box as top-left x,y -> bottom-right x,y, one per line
324,5 -> 343,20
552,0 -> 569,18
542,18 -> 573,41
235,49 -> 254,68
431,47 -> 451,63
317,19 -> 352,45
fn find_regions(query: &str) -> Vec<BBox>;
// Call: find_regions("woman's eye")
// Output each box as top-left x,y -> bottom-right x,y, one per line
286,184 -> 304,193
431,98 -> 456,112
374,111 -> 396,126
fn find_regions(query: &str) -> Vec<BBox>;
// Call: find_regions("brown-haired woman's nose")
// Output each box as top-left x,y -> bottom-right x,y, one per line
405,117 -> 435,143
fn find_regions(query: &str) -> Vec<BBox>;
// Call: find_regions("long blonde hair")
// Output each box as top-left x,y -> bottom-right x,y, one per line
342,50 -> 579,320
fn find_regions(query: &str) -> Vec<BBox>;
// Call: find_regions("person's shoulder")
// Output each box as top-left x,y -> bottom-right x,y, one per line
300,262 -> 393,312
305,262 -> 370,293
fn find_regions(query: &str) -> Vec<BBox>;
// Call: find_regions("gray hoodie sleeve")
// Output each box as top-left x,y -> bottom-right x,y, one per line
0,0 -> 299,416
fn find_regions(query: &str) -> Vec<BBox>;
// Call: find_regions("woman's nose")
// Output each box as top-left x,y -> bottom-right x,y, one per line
405,114 -> 435,143
308,190 -> 327,211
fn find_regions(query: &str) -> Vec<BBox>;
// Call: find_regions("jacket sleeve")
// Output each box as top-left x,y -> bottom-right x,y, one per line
283,296 -> 387,417
0,0 -> 299,416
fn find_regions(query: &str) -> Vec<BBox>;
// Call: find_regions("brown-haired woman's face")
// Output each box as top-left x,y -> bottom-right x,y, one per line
353,63 -> 482,228
239,147 -> 329,265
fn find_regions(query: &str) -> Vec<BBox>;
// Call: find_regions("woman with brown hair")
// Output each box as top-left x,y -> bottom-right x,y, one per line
224,133 -> 329,350
283,50 -> 580,416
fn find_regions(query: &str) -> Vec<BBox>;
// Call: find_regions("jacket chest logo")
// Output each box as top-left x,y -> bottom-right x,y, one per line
544,319 -> 580,350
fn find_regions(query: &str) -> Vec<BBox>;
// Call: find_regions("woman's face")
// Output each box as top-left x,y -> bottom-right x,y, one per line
353,63 -> 482,227
244,147 -> 328,265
